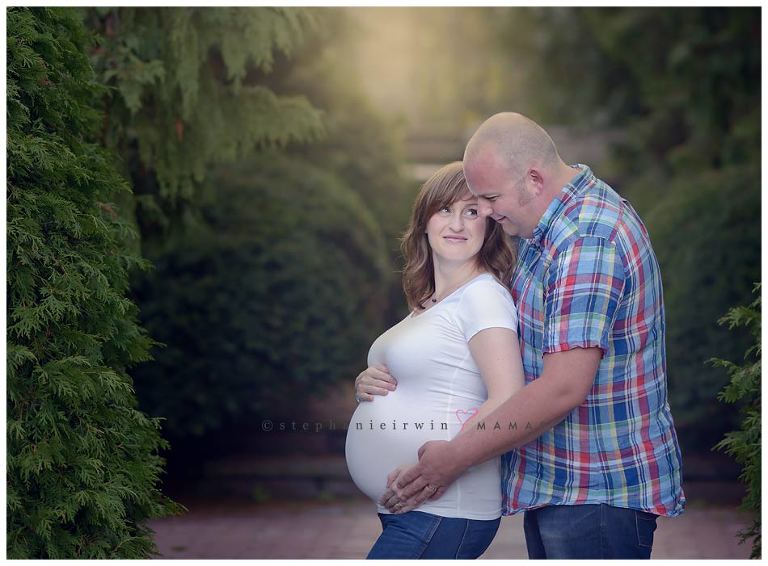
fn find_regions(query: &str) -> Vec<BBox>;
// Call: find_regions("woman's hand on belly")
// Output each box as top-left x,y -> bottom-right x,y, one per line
380,464 -> 421,514
354,364 -> 397,402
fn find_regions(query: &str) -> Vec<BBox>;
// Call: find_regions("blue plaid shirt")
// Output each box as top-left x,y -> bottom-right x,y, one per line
501,164 -> 685,517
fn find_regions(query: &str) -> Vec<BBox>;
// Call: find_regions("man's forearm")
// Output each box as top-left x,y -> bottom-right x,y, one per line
453,395 -> 514,440
449,375 -> 579,469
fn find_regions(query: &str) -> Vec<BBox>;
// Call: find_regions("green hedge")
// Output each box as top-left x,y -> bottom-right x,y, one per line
639,165 -> 760,449
7,8 -> 183,558
711,286 -> 761,558
130,152 -> 392,437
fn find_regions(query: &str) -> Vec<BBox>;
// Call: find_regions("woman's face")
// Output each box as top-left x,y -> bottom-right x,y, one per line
425,194 -> 487,266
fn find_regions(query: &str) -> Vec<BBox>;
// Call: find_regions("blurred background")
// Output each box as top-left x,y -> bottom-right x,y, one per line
79,6 -> 760,558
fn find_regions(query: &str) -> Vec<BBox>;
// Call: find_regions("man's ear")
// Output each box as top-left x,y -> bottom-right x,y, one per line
528,168 -> 545,195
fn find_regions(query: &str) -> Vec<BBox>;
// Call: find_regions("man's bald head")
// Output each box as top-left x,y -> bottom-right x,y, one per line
462,113 -> 575,238
464,112 -> 561,179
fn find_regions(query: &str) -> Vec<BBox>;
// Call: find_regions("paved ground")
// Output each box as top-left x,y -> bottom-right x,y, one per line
147,496 -> 754,559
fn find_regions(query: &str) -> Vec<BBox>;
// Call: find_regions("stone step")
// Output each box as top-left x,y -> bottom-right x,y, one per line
197,454 -> 360,501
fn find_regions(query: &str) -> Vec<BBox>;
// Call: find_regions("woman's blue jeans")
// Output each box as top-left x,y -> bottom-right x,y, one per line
523,503 -> 659,559
366,511 -> 501,559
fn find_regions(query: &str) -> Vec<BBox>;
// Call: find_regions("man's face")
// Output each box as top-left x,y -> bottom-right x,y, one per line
464,154 -> 536,238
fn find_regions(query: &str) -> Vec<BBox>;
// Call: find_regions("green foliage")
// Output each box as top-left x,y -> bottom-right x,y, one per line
129,152 -> 392,438
588,8 -> 759,173
264,8 -> 415,322
498,7 -> 641,130
709,285 -> 761,558
7,7 -> 184,558
503,8 -> 760,173
499,7 -> 760,453
97,9 -> 411,442
273,9 -> 411,239
639,166 -> 760,444
82,7 -> 325,234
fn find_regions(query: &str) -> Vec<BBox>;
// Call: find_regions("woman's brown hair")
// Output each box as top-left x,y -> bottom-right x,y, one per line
400,161 -> 518,312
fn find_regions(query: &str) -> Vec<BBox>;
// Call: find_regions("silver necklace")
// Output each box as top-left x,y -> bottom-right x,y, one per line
425,272 -> 482,307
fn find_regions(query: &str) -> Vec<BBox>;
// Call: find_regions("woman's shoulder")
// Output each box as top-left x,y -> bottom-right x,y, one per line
450,272 -> 518,338
461,273 -> 513,296
454,273 -> 516,309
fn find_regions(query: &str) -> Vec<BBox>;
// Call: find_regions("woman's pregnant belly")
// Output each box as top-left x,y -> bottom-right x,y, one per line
345,392 -> 453,502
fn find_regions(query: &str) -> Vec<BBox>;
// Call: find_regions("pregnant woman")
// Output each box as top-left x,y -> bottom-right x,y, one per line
344,161 -> 525,559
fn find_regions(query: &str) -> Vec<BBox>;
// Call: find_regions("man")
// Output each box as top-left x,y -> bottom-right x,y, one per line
355,112 -> 685,559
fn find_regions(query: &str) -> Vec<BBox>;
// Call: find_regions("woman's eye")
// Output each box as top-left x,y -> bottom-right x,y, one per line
439,206 -> 451,214
464,208 -> 479,217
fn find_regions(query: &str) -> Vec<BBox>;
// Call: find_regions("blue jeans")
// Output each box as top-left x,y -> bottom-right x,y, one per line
366,511 -> 501,559
523,503 -> 658,559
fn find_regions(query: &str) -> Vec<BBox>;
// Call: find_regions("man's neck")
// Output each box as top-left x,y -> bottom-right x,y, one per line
527,162 -> 582,238
552,162 -> 582,192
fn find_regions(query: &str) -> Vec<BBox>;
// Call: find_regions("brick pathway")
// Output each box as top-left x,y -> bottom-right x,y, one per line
147,496 -> 753,559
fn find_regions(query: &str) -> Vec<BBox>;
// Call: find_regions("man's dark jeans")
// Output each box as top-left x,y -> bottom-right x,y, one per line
523,503 -> 658,559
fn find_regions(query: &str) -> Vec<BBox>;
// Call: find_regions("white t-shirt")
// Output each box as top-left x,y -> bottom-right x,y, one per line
345,272 -> 519,520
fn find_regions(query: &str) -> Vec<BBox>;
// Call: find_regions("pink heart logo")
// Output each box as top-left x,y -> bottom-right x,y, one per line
455,408 -> 478,425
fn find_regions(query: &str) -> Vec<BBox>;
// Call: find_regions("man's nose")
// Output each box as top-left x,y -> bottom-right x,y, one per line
478,200 -> 493,218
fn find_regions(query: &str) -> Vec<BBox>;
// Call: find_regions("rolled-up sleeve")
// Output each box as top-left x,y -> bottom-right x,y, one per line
543,237 -> 625,356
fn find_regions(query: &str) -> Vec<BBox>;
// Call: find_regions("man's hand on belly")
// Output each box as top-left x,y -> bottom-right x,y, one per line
377,440 -> 465,513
